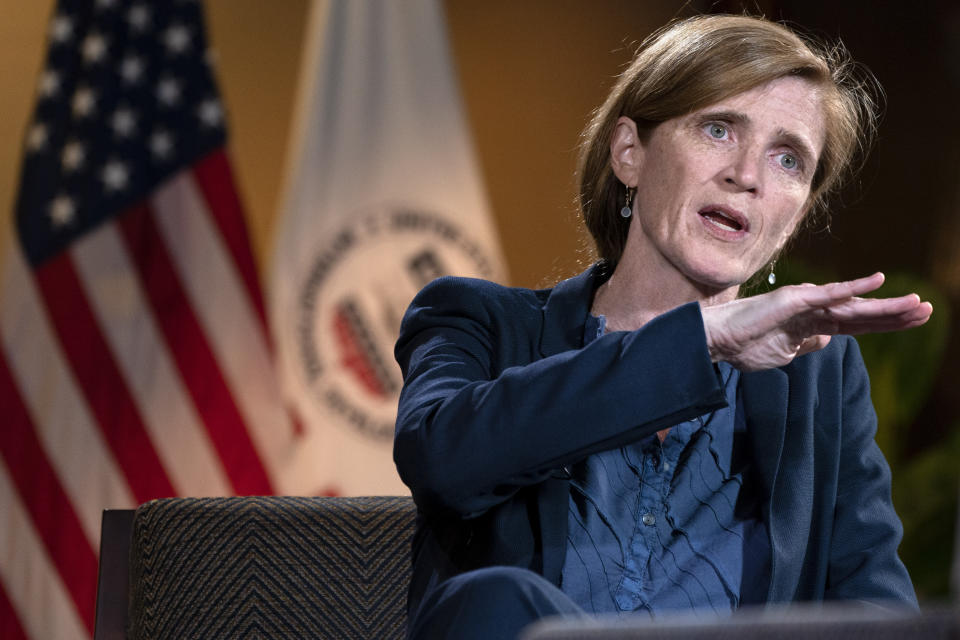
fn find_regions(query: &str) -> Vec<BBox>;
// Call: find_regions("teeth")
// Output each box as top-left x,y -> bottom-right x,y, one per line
703,211 -> 740,231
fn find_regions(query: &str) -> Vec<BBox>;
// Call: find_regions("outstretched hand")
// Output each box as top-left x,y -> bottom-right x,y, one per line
701,273 -> 933,372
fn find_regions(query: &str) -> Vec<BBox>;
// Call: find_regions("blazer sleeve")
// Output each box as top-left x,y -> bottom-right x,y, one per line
825,337 -> 917,605
393,276 -> 727,518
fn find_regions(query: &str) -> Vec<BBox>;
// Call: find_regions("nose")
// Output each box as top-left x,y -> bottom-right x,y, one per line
722,147 -> 762,195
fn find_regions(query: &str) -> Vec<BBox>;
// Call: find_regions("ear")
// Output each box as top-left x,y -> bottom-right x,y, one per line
610,116 -> 644,187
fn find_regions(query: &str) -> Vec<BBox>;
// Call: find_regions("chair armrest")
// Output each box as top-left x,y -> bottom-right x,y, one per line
94,509 -> 135,640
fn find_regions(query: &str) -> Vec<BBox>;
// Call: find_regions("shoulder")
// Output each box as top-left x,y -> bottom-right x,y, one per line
395,276 -> 550,363
410,275 -> 549,307
402,276 -> 549,328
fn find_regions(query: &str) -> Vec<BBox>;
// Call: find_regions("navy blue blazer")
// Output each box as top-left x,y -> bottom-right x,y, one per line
394,264 -> 916,618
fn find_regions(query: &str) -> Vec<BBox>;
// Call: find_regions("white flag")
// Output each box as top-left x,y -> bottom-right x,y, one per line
269,0 -> 506,496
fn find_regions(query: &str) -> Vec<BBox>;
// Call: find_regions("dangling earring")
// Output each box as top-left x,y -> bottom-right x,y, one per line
620,186 -> 635,218
767,263 -> 777,286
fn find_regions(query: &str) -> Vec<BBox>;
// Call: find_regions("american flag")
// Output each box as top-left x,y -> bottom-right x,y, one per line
0,1 -> 293,637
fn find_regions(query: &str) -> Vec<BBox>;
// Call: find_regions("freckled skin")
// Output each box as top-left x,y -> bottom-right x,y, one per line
628,76 -> 825,296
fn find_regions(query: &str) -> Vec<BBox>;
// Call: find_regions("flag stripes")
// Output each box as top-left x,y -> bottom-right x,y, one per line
1,155 -> 291,636
2,3 -> 297,634
0,457 -> 89,640
0,244 -> 135,543
0,364 -> 97,634
69,220 -> 232,497
118,201 -> 271,495
152,172 -> 289,485
2,170 -> 288,634
191,150 -> 270,338
0,579 -> 29,640
35,253 -> 177,502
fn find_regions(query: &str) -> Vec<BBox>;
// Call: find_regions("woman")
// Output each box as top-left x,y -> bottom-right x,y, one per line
393,14 -> 933,640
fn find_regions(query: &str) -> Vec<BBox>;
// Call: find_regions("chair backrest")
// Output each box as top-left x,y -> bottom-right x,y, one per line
127,495 -> 416,639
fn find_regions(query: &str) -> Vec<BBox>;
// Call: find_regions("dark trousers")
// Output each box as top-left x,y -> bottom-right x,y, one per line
408,566 -> 586,640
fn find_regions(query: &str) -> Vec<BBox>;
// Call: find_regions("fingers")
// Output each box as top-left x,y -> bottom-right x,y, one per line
705,272 -> 932,371
818,293 -> 925,320
788,274 -> 933,331
807,298 -> 933,336
791,272 -> 886,308
835,301 -> 933,336
912,301 -> 934,322
829,272 -> 886,298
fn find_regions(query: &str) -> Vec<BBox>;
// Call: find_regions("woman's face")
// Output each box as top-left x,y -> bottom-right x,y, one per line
625,76 -> 825,292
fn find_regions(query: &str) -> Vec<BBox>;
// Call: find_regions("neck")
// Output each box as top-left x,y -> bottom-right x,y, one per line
591,244 -> 739,332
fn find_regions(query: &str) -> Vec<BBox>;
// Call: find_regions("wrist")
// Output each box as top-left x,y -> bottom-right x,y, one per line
700,304 -> 723,363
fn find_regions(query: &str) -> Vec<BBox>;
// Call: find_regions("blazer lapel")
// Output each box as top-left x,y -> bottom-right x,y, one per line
743,366 -> 815,602
536,477 -> 571,584
538,263 -> 609,357
534,264 -> 606,584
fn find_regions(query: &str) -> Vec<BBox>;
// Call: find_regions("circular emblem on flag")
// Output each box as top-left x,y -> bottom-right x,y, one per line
297,205 -> 498,441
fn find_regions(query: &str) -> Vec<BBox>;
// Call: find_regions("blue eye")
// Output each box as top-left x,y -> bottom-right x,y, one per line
707,123 -> 727,139
778,153 -> 798,170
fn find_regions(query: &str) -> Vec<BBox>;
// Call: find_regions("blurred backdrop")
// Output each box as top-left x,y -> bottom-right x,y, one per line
1,0 -> 957,599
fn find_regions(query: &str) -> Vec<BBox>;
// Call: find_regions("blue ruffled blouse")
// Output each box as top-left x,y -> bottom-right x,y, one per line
560,314 -> 770,616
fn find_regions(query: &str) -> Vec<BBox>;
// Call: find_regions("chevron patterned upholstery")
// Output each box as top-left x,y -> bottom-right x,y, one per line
128,496 -> 416,639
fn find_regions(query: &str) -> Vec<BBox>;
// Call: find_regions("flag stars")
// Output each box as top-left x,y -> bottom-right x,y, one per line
49,14 -> 74,44
111,108 -> 137,137
26,123 -> 48,151
49,195 -> 76,227
149,130 -> 174,160
163,24 -> 191,55
156,77 -> 181,106
198,99 -> 223,128
72,86 -> 96,117
101,160 -> 130,192
81,33 -> 108,65
39,69 -> 61,98
120,56 -> 145,84
61,141 -> 85,172
127,4 -> 151,31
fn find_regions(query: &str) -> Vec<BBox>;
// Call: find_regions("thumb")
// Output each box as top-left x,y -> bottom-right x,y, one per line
796,334 -> 832,357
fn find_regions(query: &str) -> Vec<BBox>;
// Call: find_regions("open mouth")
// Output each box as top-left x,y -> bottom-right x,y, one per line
698,206 -> 747,233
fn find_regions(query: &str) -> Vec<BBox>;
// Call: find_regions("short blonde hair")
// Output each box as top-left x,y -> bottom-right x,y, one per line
577,14 -> 880,267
